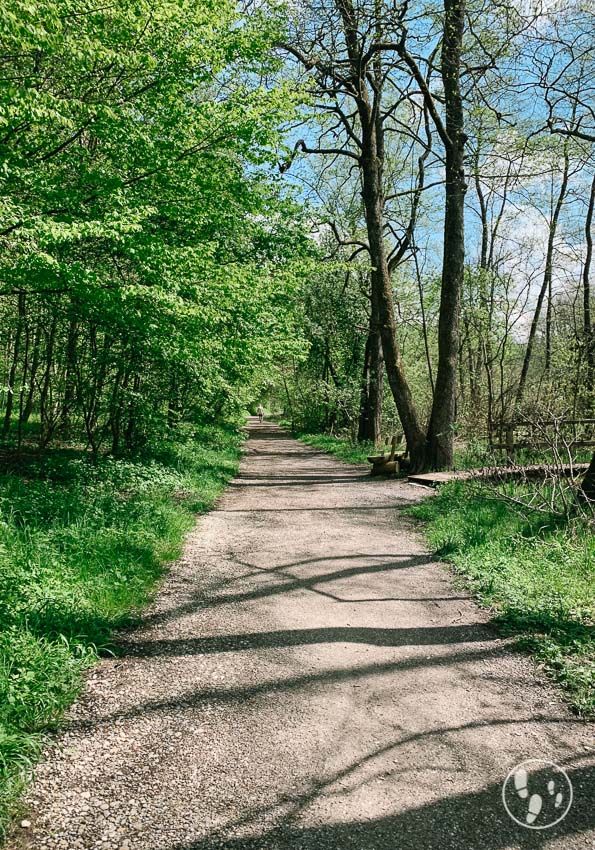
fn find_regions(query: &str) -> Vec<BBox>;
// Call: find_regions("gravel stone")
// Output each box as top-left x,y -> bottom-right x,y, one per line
5,421 -> 594,850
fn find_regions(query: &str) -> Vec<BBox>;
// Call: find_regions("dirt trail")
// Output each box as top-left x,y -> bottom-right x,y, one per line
9,421 -> 594,850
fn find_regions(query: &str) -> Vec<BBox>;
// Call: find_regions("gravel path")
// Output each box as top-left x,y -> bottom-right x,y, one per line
8,421 -> 594,850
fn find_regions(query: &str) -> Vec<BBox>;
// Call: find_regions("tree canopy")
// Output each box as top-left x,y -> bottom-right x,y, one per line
1,0 -> 310,451
0,0 -> 593,474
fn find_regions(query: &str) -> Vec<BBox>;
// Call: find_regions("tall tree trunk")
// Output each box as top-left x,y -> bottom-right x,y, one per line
580,450 -> 595,503
364,194 -> 426,463
22,324 -> 41,424
358,333 -> 372,439
125,373 -> 141,450
361,169 -> 426,461
516,142 -> 570,410
545,272 -> 553,372
424,0 -> 467,470
358,310 -> 383,444
3,292 -> 26,437
39,316 -> 58,447
60,318 -> 78,436
333,0 -> 426,467
583,173 -> 595,399
16,309 -> 31,451
414,252 -> 434,397
473,122 -> 489,272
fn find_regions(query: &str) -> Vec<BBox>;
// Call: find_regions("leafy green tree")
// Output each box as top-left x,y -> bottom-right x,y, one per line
0,0 -> 310,451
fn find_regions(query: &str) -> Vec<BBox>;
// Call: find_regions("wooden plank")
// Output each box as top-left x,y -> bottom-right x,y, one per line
408,471 -> 471,486
490,441 -> 595,450
407,463 -> 590,488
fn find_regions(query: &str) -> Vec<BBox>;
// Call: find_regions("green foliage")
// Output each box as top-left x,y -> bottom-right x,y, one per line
409,482 -> 594,715
270,248 -> 443,442
0,423 -> 242,836
276,262 -> 369,434
295,432 -> 375,465
0,0 -> 311,449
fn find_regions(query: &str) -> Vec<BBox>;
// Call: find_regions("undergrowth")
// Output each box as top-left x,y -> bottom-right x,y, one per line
0,422 -> 243,836
409,481 -> 594,716
294,432 -> 375,466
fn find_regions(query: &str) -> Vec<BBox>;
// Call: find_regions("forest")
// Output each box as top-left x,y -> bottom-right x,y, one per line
1,0 -> 594,470
0,0 -> 593,843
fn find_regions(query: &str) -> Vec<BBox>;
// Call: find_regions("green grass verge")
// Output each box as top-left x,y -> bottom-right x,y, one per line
0,422 -> 243,836
294,432 -> 375,466
408,481 -> 594,716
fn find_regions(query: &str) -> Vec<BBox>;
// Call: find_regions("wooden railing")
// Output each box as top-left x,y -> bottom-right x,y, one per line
488,418 -> 595,456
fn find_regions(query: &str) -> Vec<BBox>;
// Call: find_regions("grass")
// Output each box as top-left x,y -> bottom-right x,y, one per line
408,481 -> 594,716
293,432 -> 376,466
0,422 -> 243,837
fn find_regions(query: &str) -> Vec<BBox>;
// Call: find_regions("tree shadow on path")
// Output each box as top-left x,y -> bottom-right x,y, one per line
117,623 -> 495,658
134,552 -> 443,628
71,642 -> 516,731
165,761 -> 594,850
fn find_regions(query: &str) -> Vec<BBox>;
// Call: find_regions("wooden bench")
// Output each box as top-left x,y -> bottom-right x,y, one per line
367,434 -> 406,476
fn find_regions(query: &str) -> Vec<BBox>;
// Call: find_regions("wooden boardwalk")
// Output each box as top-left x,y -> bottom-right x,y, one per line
408,463 -> 590,488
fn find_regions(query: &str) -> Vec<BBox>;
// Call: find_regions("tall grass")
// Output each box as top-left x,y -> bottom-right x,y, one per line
409,481 -> 594,716
0,423 -> 243,836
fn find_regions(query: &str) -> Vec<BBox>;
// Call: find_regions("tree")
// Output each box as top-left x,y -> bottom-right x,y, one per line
0,0 -> 310,451
278,0 -> 467,470
529,0 -> 595,500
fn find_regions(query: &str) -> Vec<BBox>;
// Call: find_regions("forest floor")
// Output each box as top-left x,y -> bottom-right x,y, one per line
7,421 -> 594,850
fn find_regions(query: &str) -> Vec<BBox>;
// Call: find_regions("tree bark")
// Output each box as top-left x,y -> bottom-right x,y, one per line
3,292 -> 26,437
22,324 -> 41,424
331,0 -> 428,465
423,0 -> 467,470
362,162 -> 426,463
583,173 -> 595,393
358,310 -> 383,444
60,317 -> 79,436
580,450 -> 595,503
516,141 -> 570,409
39,316 -> 58,448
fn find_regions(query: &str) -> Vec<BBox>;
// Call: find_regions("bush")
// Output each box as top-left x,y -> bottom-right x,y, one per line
296,432 -> 375,465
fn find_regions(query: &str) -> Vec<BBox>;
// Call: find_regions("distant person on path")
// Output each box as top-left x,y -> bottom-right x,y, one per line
257,404 -> 264,423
